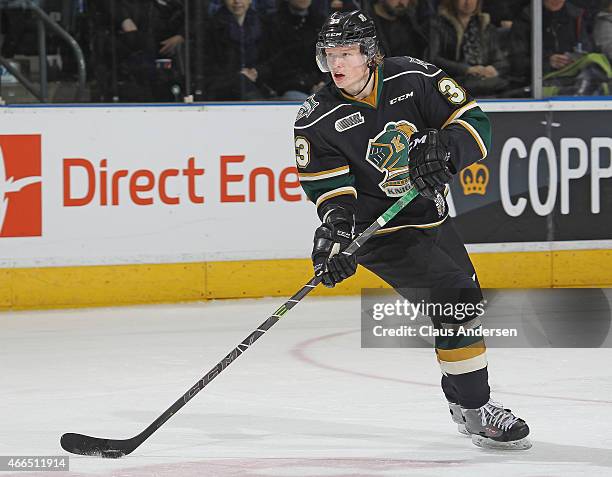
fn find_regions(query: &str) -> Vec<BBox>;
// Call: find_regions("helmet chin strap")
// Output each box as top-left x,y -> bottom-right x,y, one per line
342,65 -> 375,98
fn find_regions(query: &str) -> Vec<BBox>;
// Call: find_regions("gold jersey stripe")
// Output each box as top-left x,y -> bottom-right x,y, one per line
436,340 -> 487,362
315,186 -> 358,208
453,118 -> 488,159
438,352 -> 488,375
298,165 -> 350,181
441,100 -> 478,129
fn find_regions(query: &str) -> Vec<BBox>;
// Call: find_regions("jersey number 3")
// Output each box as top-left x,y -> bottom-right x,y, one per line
295,136 -> 311,168
438,77 -> 466,105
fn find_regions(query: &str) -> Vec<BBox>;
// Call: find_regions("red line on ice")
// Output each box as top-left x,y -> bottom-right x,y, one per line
291,330 -> 612,405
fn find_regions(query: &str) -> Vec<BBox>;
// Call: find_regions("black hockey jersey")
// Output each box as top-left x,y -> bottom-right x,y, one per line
293,56 -> 491,234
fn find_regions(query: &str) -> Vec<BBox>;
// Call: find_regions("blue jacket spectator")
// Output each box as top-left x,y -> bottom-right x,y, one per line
203,0 -> 272,100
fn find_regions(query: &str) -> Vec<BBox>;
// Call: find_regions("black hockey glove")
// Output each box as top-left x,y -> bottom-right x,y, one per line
408,129 -> 453,200
311,207 -> 357,288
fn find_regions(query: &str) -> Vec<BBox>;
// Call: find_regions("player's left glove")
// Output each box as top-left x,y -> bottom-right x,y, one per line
311,206 -> 357,288
408,129 -> 454,200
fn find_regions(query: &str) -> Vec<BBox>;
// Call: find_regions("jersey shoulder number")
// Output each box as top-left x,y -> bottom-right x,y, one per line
294,135 -> 311,168
437,77 -> 467,105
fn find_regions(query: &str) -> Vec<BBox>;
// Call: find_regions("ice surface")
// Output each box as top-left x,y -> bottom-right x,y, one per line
1,296 -> 611,476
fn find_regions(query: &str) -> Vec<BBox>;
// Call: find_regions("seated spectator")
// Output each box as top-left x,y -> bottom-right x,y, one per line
510,0 -> 592,78
594,0 -> 612,59
427,0 -> 510,96
264,0 -> 326,100
510,0 -> 610,95
272,0 -> 331,18
372,0 -> 428,58
481,0 -> 529,28
571,0 -> 605,32
203,0 -> 273,100
330,0 -> 363,12
207,0 -> 278,16
479,0 -> 529,74
93,0 -> 185,102
309,0 -> 332,17
415,0 -> 441,24
118,1 -> 185,59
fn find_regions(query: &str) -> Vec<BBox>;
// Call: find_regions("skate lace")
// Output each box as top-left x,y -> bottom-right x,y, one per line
479,400 -> 519,431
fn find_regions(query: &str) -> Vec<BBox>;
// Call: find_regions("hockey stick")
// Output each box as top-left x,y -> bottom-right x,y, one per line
60,187 -> 420,458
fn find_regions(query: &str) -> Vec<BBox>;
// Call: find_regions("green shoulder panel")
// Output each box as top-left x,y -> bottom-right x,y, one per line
461,107 -> 492,153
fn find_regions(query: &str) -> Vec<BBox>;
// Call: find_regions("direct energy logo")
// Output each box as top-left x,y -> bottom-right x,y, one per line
0,135 -> 42,237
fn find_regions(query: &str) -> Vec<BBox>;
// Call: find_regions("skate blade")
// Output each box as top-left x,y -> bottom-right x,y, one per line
471,434 -> 532,450
457,424 -> 470,436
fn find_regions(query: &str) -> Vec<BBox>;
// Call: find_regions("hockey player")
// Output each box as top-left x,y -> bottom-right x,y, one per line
294,10 -> 531,450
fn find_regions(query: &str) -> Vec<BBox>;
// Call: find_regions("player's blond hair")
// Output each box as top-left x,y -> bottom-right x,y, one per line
370,52 -> 385,67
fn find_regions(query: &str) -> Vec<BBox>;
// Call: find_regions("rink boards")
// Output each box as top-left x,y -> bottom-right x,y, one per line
0,100 -> 611,309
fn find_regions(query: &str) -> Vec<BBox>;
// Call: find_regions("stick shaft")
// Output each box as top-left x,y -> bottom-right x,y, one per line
61,187 -> 419,456
137,187 -> 419,445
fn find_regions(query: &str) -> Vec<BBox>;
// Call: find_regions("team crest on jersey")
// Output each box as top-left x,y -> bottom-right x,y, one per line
366,121 -> 418,197
366,120 -> 417,197
296,95 -> 319,122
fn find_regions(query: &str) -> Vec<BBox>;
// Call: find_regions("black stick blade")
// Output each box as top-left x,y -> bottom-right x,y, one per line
60,433 -> 135,458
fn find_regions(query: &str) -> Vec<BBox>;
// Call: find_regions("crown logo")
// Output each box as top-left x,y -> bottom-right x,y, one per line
460,162 -> 489,196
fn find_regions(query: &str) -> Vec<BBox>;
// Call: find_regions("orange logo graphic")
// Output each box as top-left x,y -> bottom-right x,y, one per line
0,135 -> 42,237
460,162 -> 489,196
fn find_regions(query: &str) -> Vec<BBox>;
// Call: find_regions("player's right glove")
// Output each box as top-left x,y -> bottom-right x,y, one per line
311,206 -> 357,288
408,129 -> 453,200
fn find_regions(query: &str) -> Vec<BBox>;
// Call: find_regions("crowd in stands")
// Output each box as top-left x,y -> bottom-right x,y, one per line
1,0 -> 612,101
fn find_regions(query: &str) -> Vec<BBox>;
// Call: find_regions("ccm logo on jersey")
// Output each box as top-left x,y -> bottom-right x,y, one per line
335,112 -> 365,132
389,91 -> 414,105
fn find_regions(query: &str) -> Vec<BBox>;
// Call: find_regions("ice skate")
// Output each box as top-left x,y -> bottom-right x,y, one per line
448,402 -> 469,436
462,400 -> 532,450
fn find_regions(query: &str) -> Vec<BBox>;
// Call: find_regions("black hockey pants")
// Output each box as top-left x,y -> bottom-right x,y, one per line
357,218 -> 490,409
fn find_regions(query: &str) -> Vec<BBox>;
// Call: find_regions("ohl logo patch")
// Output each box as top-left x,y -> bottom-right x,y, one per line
0,135 -> 42,237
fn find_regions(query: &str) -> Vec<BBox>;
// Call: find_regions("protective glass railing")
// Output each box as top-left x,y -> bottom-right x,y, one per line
0,0 -> 609,104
